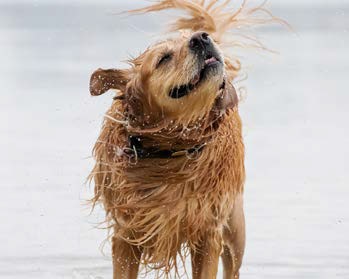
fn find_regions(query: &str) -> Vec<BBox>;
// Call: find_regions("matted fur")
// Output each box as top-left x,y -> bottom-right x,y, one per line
91,102 -> 244,274
89,0 -> 278,277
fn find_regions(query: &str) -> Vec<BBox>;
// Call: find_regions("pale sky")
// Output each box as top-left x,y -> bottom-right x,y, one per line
1,0 -> 346,6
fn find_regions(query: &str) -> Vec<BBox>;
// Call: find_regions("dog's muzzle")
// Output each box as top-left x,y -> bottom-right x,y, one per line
168,32 -> 224,99
189,31 -> 222,67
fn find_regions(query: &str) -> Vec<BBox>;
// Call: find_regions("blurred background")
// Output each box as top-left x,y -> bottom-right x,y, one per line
0,0 -> 348,278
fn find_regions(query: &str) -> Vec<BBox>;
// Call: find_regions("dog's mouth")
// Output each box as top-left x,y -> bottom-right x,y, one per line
169,53 -> 224,99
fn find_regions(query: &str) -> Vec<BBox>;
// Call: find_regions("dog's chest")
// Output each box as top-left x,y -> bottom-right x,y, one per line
120,114 -> 244,232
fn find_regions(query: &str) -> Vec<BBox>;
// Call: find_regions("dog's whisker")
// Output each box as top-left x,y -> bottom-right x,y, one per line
111,108 -> 126,118
104,114 -> 128,125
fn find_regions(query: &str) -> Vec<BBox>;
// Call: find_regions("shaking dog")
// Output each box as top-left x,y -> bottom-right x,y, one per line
89,0 -> 279,278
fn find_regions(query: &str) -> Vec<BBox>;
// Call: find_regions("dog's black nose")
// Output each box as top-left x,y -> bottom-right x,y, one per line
189,31 -> 211,50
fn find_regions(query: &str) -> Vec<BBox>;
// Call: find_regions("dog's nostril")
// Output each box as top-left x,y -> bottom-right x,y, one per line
201,32 -> 209,42
190,37 -> 201,49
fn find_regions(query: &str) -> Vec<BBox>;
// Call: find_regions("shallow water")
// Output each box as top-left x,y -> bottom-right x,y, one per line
0,1 -> 348,278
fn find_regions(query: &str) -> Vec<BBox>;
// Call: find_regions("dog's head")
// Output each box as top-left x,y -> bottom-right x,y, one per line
90,31 -> 237,127
90,0 -> 280,131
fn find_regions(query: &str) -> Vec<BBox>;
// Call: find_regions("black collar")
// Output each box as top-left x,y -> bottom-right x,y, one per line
126,135 -> 206,159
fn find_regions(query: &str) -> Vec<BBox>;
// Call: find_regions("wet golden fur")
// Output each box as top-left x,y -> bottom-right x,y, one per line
89,0 -> 279,278
92,103 -> 244,275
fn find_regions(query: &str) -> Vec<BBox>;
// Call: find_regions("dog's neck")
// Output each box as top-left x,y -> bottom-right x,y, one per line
120,84 -> 238,160
123,106 -> 226,160
125,135 -> 207,159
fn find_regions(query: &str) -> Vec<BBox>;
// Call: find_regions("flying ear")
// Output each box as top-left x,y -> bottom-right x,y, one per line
216,82 -> 238,112
89,68 -> 129,96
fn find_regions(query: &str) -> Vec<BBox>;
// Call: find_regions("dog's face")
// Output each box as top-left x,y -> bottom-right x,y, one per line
141,31 -> 225,119
90,31 -> 237,128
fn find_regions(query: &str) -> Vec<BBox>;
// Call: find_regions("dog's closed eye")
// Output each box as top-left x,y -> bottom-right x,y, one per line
156,52 -> 173,68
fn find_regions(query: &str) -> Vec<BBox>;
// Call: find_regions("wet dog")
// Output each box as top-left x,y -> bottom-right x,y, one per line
89,1 -> 278,278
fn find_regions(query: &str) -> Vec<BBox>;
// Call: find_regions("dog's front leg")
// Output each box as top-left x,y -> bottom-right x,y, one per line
191,231 -> 222,279
112,236 -> 142,279
221,194 -> 245,279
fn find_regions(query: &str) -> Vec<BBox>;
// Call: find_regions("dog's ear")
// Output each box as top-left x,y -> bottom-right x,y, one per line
89,68 -> 129,96
216,82 -> 238,112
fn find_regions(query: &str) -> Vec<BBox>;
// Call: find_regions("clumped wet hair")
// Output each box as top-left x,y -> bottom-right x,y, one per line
131,0 -> 287,79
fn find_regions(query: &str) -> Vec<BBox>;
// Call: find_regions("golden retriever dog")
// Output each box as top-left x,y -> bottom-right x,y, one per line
89,1 -> 279,278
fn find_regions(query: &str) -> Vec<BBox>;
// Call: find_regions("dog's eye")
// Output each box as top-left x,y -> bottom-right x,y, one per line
156,53 -> 172,68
